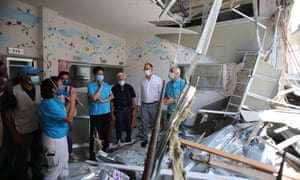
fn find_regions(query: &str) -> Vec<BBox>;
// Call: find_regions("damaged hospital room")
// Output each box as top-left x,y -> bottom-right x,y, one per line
1,0 -> 300,179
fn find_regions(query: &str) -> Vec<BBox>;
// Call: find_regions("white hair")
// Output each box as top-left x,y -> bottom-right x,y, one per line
116,72 -> 126,78
171,66 -> 180,75
175,67 -> 181,75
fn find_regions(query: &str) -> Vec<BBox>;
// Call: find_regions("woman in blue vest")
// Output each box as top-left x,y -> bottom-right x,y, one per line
39,77 -> 77,179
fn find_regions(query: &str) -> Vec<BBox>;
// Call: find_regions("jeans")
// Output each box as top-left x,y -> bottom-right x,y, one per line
140,102 -> 159,141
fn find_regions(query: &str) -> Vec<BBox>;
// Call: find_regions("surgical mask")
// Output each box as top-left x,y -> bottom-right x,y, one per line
144,70 -> 151,76
62,80 -> 69,86
168,72 -> 174,79
29,75 -> 40,84
118,80 -> 125,86
56,88 -> 65,96
96,75 -> 104,82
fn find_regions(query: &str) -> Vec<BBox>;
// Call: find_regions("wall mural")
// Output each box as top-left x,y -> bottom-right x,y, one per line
0,5 -> 40,52
43,15 -> 125,75
125,37 -> 196,94
128,38 -> 194,66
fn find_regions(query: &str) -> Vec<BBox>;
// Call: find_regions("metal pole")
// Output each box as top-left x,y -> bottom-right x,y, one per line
142,81 -> 165,180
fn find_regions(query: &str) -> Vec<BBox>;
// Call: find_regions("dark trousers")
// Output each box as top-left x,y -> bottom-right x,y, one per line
89,113 -> 111,160
15,129 -> 43,180
0,128 -> 15,178
114,106 -> 132,143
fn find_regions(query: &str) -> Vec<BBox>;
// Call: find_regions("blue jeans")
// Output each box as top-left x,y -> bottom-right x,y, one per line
67,119 -> 76,154
140,102 -> 159,141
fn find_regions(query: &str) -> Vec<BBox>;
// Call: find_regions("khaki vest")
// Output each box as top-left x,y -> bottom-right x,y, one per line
13,83 -> 41,134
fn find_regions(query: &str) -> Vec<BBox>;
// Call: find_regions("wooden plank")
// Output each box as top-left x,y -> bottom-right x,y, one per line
160,169 -> 250,180
180,139 -> 277,174
85,160 -> 144,171
190,152 -> 275,180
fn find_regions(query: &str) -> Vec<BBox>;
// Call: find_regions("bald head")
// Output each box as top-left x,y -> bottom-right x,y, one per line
168,66 -> 180,81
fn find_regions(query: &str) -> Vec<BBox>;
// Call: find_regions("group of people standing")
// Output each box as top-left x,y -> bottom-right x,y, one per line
0,64 -> 80,179
0,61 -> 186,179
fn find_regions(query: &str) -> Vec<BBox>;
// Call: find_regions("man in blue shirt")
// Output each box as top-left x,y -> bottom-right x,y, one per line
163,66 -> 186,138
88,66 -> 114,160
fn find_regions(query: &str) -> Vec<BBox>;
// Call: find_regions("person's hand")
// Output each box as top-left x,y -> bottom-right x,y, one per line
163,97 -> 169,105
12,133 -> 22,145
164,97 -> 175,105
111,114 -> 116,122
96,98 -> 109,103
69,87 -> 77,103
137,105 -> 141,112
96,80 -> 102,87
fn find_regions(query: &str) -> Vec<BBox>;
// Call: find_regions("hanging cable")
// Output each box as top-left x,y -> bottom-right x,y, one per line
174,24 -> 183,66
252,0 -> 262,49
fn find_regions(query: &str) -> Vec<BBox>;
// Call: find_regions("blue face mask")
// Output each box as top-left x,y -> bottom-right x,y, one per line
29,75 -> 40,84
56,88 -> 65,96
96,75 -> 104,82
168,72 -> 174,79
62,80 -> 69,86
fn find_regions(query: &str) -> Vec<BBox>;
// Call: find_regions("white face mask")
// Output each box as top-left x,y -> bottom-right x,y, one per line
144,70 -> 151,76
118,80 -> 125,86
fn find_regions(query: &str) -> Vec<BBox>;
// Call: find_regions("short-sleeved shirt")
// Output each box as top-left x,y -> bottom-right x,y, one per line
165,77 -> 186,114
39,98 -> 68,138
0,90 -> 16,111
112,83 -> 136,107
87,81 -> 112,115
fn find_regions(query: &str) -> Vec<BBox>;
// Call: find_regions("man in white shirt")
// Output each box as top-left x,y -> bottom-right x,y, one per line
137,63 -> 162,147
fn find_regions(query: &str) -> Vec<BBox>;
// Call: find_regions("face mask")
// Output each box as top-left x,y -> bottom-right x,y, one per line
56,88 -> 65,96
118,80 -> 125,86
96,75 -> 104,82
168,72 -> 174,79
62,80 -> 69,86
144,70 -> 151,76
29,75 -> 40,84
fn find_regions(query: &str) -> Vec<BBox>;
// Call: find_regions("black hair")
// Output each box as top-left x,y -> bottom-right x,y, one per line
144,63 -> 153,69
92,66 -> 104,75
41,77 -> 58,99
50,76 -> 59,85
58,71 -> 69,79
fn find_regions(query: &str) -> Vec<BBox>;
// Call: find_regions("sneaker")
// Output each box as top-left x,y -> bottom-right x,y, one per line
69,152 -> 80,162
125,137 -> 131,143
141,140 -> 148,148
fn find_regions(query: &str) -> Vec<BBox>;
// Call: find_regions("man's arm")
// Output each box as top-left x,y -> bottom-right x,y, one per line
0,114 -> 3,147
3,109 -> 22,144
90,82 -> 103,102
